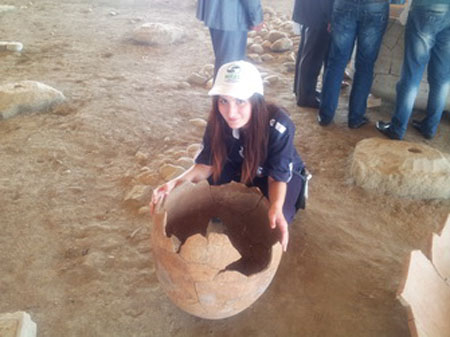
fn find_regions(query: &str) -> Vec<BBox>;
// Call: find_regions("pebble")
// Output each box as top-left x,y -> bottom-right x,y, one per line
159,164 -> 185,180
186,143 -> 202,158
187,72 -> 208,86
270,37 -> 293,52
189,118 -> 207,128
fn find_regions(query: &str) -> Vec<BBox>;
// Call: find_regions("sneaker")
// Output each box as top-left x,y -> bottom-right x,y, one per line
375,121 -> 401,140
349,116 -> 369,129
412,119 -> 433,140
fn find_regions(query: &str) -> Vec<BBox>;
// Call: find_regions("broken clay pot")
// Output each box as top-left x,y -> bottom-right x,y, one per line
151,181 -> 283,319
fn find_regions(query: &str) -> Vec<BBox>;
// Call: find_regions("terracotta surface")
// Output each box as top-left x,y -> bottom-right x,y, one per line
397,249 -> 450,337
151,181 -> 283,319
430,214 -> 450,282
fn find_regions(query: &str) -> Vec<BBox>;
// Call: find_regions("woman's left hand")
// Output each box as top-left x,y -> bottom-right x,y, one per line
268,206 -> 289,252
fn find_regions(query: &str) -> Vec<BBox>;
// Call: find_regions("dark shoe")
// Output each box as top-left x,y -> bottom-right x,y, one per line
349,116 -> 369,129
375,121 -> 401,140
412,119 -> 433,140
317,115 -> 331,126
297,97 -> 320,109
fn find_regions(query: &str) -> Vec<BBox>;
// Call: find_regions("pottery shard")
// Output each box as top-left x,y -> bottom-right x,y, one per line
430,214 -> 450,282
351,138 -> 450,199
159,164 -> 185,180
0,311 -> 37,337
270,37 -> 293,52
397,250 -> 450,337
132,22 -> 184,45
0,81 -> 65,119
179,231 -> 241,271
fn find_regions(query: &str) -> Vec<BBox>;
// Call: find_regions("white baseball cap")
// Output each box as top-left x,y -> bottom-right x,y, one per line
208,60 -> 264,100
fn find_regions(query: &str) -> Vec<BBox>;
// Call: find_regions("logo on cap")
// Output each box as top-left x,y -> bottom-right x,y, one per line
224,64 -> 241,83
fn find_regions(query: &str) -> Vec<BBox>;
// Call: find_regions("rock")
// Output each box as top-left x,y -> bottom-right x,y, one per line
177,81 -> 191,89
136,168 -> 159,185
175,156 -> 195,169
186,143 -> 203,158
253,36 -> 263,44
267,30 -> 287,42
159,164 -> 185,180
248,43 -> 264,54
0,311 -> 36,337
0,5 -> 16,13
124,185 -> 152,204
0,41 -> 23,52
283,61 -> 296,72
132,22 -> 184,45
261,53 -> 274,62
135,151 -> 149,164
138,206 -> 150,215
205,77 -> 213,90
280,21 -> 295,33
263,75 -> 280,85
263,7 -> 276,16
189,118 -> 207,128
261,40 -> 272,50
109,10 -> 118,16
247,53 -> 262,64
351,138 -> 450,199
270,37 -> 293,53
187,72 -> 208,86
200,64 -> 214,79
0,81 -> 65,120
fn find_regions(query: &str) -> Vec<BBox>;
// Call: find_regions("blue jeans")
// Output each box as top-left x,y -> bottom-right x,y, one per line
319,0 -> 389,126
390,4 -> 450,139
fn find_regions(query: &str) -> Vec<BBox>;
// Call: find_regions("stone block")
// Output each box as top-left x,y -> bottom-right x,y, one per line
0,312 -> 36,337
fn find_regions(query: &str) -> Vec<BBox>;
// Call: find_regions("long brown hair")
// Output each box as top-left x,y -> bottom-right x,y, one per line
207,94 -> 270,184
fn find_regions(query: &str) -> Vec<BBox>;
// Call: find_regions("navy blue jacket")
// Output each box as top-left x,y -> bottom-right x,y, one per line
292,0 -> 334,28
196,105 -> 304,188
196,0 -> 263,31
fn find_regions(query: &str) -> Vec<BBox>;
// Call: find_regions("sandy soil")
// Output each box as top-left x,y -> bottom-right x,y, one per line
1,1 -> 449,336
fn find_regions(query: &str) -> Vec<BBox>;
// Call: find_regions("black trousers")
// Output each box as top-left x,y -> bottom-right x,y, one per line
294,25 -> 331,104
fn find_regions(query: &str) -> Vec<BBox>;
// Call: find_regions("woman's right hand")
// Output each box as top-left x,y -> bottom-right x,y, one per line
149,181 -> 177,215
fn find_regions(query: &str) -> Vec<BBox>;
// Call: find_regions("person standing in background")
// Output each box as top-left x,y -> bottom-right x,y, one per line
292,0 -> 334,109
196,0 -> 264,77
318,0 -> 390,128
376,0 -> 450,140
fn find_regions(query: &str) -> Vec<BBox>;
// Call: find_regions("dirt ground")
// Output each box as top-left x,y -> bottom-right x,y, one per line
1,1 -> 449,336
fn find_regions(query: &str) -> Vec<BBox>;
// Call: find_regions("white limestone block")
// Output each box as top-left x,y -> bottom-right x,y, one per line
270,37 -> 293,53
0,81 -> 65,119
132,22 -> 184,45
351,138 -> 450,199
0,41 -> 23,52
0,311 -> 36,337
